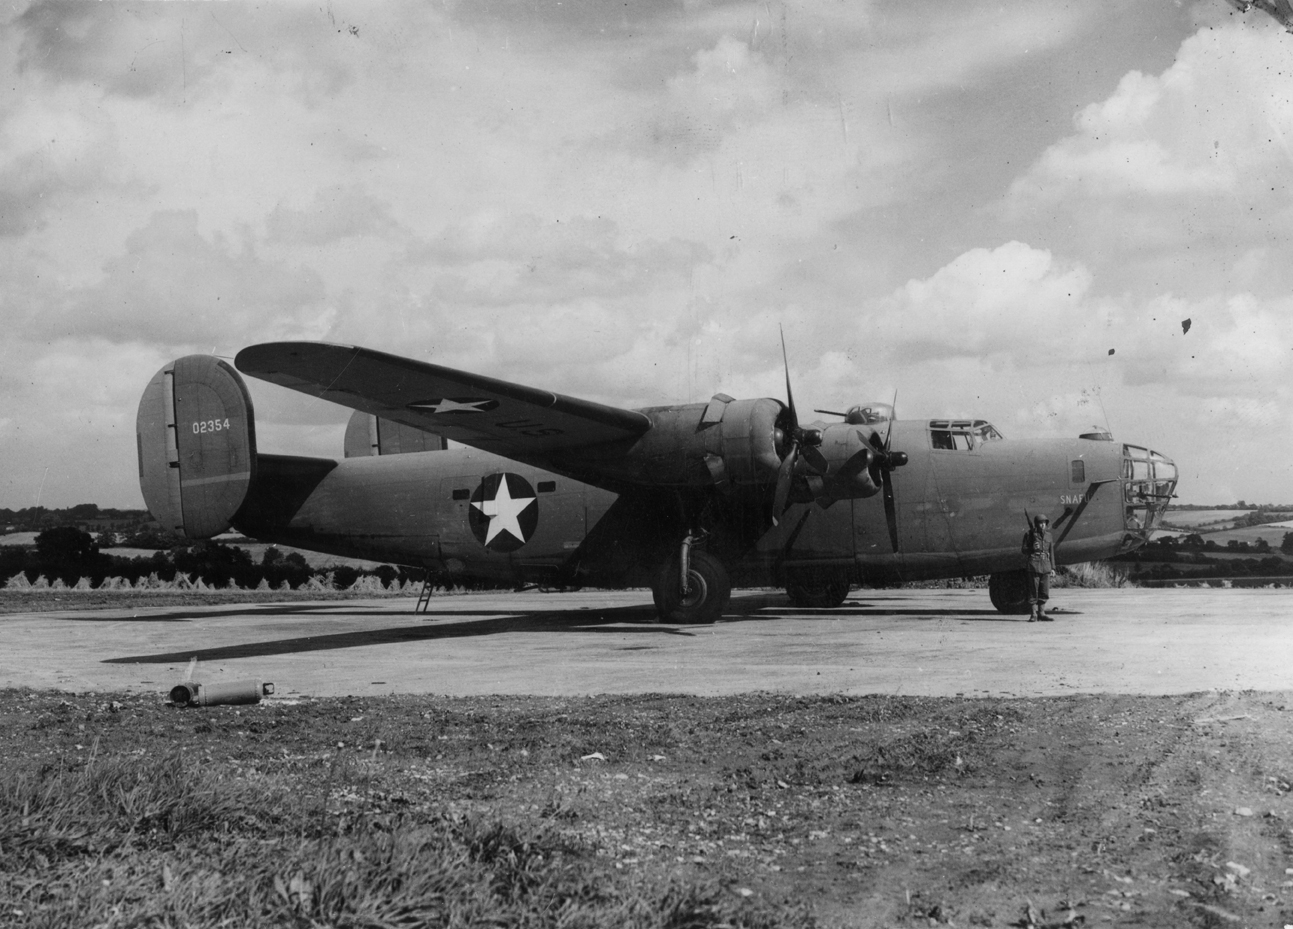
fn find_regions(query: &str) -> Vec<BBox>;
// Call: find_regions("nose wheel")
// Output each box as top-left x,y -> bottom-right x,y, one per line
652,547 -> 731,625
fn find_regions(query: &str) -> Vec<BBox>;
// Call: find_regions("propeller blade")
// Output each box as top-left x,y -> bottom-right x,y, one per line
779,326 -> 799,430
801,443 -> 828,475
835,436 -> 873,480
882,390 -> 898,451
771,444 -> 799,525
883,477 -> 900,552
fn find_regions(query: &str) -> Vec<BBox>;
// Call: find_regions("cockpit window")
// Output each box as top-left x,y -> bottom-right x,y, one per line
928,420 -> 1003,450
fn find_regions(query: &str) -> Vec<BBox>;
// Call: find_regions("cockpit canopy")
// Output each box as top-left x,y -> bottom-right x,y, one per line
928,419 -> 1004,450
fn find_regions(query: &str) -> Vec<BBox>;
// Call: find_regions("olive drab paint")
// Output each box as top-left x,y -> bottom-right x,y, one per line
134,342 -> 1178,619
137,356 -> 256,539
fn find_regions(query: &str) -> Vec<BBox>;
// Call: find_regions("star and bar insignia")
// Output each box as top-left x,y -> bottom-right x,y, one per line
467,473 -> 539,552
408,397 -> 500,414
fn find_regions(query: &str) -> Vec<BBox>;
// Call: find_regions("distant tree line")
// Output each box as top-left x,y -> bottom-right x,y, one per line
1128,532 -> 1293,556
1113,532 -> 1293,582
1,504 -> 157,535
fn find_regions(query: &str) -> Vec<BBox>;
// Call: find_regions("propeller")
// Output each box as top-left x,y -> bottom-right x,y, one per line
771,330 -> 827,525
866,398 -> 908,552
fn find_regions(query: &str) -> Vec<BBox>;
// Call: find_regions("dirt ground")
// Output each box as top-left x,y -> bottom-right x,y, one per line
3,686 -> 1292,928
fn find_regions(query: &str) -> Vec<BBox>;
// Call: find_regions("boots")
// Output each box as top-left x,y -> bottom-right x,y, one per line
1037,605 -> 1053,622
1028,604 -> 1038,622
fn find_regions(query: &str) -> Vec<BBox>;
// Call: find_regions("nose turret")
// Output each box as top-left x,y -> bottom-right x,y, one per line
1122,445 -> 1177,538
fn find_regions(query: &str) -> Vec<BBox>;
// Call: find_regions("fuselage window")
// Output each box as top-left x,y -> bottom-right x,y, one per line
452,489 -> 471,501
537,481 -> 556,493
1071,460 -> 1086,483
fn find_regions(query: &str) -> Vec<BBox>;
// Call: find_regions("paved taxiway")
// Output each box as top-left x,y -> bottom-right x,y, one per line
2,587 -> 1290,698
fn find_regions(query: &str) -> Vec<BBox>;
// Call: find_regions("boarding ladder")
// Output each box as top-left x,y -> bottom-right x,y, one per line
415,577 -> 434,614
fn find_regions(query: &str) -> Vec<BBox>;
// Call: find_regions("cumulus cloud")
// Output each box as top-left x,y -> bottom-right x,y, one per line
870,242 -> 1096,364
266,185 -> 404,246
1005,25 -> 1293,294
0,90 -> 127,236
62,210 -> 331,351
0,1 -> 1288,506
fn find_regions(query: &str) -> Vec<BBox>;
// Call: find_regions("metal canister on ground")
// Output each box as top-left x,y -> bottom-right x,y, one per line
170,680 -> 274,707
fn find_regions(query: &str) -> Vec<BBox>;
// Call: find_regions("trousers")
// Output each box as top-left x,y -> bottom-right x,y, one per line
1027,570 -> 1050,605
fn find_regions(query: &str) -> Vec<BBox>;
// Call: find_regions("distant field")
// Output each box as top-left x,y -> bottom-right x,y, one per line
1162,508 -> 1257,527
1190,525 -> 1291,547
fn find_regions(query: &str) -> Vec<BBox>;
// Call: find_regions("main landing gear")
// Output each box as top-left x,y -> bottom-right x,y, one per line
784,567 -> 853,609
988,570 -> 1032,615
651,534 -> 731,625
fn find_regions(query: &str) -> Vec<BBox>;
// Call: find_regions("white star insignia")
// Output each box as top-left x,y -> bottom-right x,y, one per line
471,477 -> 537,546
410,398 -> 496,414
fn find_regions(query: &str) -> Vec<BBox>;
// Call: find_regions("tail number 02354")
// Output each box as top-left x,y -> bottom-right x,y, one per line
192,419 -> 231,434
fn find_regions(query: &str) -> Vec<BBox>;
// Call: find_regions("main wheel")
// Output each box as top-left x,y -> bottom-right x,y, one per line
988,570 -> 1032,615
785,567 -> 852,608
652,550 -> 731,625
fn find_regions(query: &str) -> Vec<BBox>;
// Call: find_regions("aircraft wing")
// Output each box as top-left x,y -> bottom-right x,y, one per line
234,342 -> 652,459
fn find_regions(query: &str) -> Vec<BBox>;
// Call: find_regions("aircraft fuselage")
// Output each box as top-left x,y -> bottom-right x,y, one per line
230,423 -> 1166,589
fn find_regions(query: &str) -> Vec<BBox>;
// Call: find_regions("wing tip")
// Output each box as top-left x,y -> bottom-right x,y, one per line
235,340 -> 359,374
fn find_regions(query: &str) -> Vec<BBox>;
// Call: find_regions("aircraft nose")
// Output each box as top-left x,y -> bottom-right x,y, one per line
1122,445 -> 1177,535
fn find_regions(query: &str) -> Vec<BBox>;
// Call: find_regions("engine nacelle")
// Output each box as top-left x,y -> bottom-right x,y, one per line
612,396 -> 785,487
137,355 -> 257,539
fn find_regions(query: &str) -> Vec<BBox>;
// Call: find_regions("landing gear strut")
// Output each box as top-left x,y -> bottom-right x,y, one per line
651,534 -> 731,625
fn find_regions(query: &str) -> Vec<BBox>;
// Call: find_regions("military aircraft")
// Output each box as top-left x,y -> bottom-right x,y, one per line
1223,0 -> 1293,32
136,342 -> 1178,623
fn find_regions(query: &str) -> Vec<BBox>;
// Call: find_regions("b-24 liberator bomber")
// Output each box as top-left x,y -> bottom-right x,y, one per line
136,343 -> 1177,623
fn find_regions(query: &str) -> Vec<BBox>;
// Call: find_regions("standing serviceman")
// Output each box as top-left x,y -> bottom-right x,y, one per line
1022,514 -> 1055,622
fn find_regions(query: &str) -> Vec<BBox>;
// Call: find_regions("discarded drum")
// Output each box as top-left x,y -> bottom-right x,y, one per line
170,680 -> 274,707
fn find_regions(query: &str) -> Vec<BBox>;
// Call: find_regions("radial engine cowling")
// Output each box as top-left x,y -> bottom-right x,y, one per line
808,422 -> 884,503
623,396 -> 784,486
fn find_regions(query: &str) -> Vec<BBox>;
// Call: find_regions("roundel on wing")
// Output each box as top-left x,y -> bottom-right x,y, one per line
468,473 -> 539,553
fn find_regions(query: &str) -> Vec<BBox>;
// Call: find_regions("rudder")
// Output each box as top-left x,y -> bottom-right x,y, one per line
137,355 -> 257,538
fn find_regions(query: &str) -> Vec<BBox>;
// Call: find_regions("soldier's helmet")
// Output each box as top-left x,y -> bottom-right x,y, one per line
1034,514 -> 1049,526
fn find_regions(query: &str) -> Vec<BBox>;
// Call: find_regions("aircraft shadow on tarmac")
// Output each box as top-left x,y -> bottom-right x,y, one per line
104,602 -> 694,664
727,594 -> 1016,621
54,603 -> 369,623
103,595 -> 1034,665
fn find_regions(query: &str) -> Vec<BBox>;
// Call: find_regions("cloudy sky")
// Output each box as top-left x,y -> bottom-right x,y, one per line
1,0 -> 1290,510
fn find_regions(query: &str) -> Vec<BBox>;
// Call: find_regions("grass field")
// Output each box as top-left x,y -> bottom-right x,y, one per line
2,688 -> 1290,928
1191,525 -> 1292,547
1159,509 -> 1254,528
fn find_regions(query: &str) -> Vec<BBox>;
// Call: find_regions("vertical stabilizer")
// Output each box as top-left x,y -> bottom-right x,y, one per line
136,356 -> 257,538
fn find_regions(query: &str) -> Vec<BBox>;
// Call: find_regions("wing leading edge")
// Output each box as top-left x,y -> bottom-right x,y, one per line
234,342 -> 652,463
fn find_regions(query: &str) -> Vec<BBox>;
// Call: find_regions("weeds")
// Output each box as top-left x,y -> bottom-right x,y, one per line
1056,561 -> 1129,588
0,743 -> 815,928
